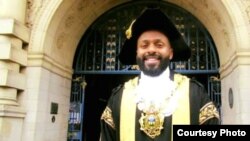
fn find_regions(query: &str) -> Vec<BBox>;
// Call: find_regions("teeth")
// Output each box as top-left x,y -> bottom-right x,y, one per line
145,58 -> 159,64
147,58 -> 157,60
145,56 -> 159,59
146,58 -> 158,61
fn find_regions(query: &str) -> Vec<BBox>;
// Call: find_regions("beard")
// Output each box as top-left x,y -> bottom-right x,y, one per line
136,53 -> 170,77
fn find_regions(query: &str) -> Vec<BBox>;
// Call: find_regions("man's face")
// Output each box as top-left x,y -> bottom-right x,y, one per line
136,30 -> 173,76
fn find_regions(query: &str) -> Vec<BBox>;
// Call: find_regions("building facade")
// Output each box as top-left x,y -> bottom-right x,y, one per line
0,0 -> 250,141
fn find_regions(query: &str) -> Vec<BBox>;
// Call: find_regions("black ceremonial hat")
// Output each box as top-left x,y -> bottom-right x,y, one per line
118,8 -> 191,65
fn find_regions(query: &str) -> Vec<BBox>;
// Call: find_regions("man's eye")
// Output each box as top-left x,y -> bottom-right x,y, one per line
140,44 -> 148,48
156,43 -> 163,48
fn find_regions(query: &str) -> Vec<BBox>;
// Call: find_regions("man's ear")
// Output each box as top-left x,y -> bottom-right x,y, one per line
169,48 -> 173,60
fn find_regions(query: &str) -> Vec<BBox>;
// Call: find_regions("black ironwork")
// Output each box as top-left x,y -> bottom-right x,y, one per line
67,75 -> 86,141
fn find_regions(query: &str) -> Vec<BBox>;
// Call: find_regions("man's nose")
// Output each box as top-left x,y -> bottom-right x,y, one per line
147,44 -> 157,53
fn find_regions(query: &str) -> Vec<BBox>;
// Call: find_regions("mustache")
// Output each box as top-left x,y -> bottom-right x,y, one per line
143,53 -> 161,60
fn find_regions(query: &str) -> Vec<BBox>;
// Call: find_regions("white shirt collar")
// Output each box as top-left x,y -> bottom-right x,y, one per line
137,67 -> 174,102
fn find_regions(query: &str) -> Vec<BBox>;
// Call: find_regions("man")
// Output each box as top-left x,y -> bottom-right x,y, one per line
100,8 -> 220,141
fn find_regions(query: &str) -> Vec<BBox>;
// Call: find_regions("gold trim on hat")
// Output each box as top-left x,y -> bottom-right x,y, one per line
125,19 -> 136,39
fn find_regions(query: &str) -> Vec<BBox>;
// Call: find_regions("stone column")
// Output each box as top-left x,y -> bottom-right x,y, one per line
0,0 -> 29,141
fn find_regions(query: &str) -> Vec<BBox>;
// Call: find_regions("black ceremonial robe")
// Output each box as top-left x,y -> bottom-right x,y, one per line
100,74 -> 220,141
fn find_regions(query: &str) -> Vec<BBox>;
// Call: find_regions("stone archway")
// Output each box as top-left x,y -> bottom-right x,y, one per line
29,0 -> 246,72
29,0 -> 247,79
22,0 -> 250,140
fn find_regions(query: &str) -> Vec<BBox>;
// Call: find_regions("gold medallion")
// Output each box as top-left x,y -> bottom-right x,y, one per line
139,107 -> 164,138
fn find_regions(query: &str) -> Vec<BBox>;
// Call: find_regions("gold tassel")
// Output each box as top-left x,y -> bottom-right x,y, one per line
125,19 -> 136,39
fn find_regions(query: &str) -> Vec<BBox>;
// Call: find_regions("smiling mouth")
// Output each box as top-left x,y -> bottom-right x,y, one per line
144,56 -> 160,66
145,58 -> 159,63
